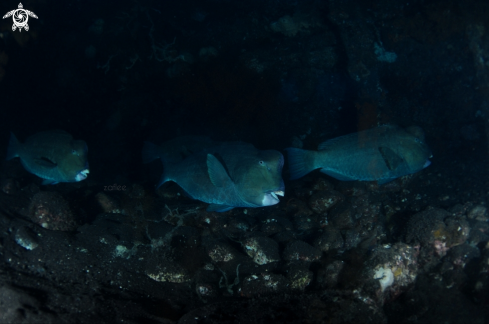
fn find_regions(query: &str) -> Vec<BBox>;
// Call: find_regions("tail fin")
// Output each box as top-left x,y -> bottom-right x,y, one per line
6,132 -> 21,160
156,155 -> 177,188
142,141 -> 162,164
285,148 -> 315,180
142,141 -> 177,188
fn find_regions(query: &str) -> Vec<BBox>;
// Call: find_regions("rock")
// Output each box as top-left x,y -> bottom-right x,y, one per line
406,208 -> 470,255
259,216 -> 291,235
311,178 -> 335,191
317,260 -> 345,289
95,192 -> 121,214
292,213 -> 319,231
337,182 -> 368,197
286,263 -> 313,291
207,241 -> 236,262
146,260 -> 191,283
240,273 -> 287,297
0,178 -> 19,195
360,243 -> 419,304
314,228 -> 344,252
343,229 -> 361,250
328,202 -> 354,229
467,205 -> 488,222
28,191 -> 79,231
286,199 -> 314,218
283,240 -> 321,262
197,283 -> 218,298
308,190 -> 345,214
468,221 -> 489,245
14,227 -> 38,250
242,236 -> 280,265
0,285 -> 57,323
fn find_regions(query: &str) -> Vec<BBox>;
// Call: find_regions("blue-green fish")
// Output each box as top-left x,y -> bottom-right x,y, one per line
285,125 -> 432,184
6,130 -> 89,185
142,135 -> 217,165
143,137 -> 285,212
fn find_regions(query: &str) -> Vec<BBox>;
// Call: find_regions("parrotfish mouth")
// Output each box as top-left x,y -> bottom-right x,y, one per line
261,190 -> 284,206
423,160 -> 431,168
75,169 -> 90,181
269,190 -> 285,201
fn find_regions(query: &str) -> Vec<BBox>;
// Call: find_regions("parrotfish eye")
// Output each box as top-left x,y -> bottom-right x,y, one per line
71,149 -> 76,154
414,138 -> 422,144
258,160 -> 272,171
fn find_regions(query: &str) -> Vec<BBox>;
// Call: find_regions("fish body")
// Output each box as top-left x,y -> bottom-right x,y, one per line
285,125 -> 432,184
143,138 -> 285,212
6,130 -> 89,185
142,135 -> 217,164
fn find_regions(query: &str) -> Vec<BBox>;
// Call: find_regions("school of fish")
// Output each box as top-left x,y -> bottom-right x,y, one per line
5,125 -> 432,211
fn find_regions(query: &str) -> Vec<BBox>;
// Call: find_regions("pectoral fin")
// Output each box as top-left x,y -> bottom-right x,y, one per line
378,147 -> 403,171
34,157 -> 57,169
206,154 -> 233,188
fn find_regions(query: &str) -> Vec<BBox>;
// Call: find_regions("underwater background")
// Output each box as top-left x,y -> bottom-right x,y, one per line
0,0 -> 488,322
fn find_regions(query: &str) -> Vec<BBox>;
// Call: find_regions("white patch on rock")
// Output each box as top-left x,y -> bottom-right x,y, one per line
373,267 -> 394,292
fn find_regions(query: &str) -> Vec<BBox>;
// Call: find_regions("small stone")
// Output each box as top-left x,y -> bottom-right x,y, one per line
1,178 -> 19,194
260,218 -> 285,235
328,202 -> 353,229
317,260 -> 344,288
196,283 -> 217,297
15,227 -> 38,250
207,243 -> 235,262
29,191 -> 79,231
242,236 -> 280,265
314,228 -> 344,252
468,205 -> 488,222
311,178 -> 335,191
147,262 -> 191,283
240,273 -> 287,297
286,264 -> 313,291
95,192 -> 121,214
308,190 -> 345,214
283,240 -> 321,262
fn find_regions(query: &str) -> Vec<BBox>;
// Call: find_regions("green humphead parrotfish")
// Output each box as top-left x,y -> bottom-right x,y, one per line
6,130 -> 89,185
143,136 -> 285,212
285,125 -> 432,185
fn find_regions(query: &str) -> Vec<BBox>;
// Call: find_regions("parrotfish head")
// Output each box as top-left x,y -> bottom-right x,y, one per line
400,128 -> 432,171
236,150 -> 285,207
58,140 -> 90,182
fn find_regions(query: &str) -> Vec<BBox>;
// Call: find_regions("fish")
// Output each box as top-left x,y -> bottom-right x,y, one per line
285,125 -> 432,185
142,135 -> 217,164
6,130 -> 89,185
143,137 -> 285,212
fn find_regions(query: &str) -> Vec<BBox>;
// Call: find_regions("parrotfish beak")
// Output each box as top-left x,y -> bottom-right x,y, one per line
261,190 -> 284,206
75,169 -> 90,181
